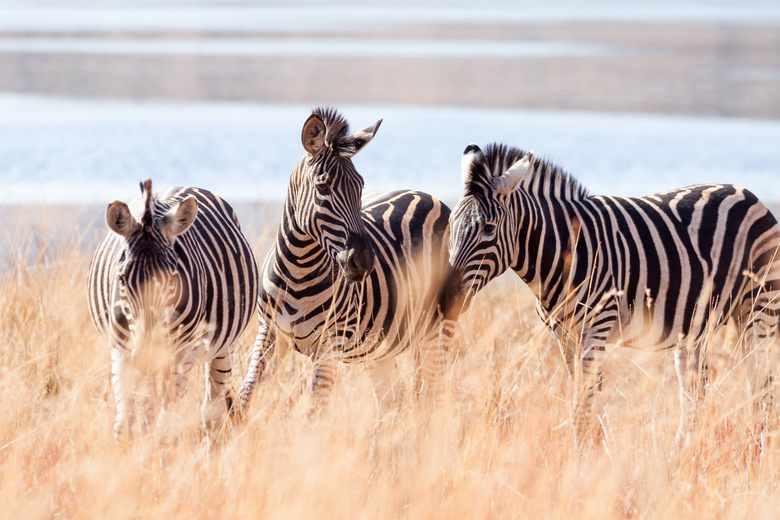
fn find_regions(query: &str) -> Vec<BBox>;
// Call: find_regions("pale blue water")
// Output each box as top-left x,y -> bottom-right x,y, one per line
1,94 -> 779,205
0,38 -> 624,58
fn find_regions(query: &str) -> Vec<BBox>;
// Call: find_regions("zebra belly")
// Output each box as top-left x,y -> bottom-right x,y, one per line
607,261 -> 757,351
610,311 -> 691,350
268,307 -> 385,360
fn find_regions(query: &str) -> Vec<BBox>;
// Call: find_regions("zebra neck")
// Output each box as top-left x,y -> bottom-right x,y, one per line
273,203 -> 334,289
511,191 -> 578,310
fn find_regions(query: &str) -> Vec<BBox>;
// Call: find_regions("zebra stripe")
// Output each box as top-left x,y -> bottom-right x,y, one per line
239,108 -> 453,412
442,143 -> 780,448
88,181 -> 258,442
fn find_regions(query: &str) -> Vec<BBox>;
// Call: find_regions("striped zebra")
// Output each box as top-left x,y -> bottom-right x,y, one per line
238,108 -> 453,413
440,143 -> 780,448
88,180 -> 259,442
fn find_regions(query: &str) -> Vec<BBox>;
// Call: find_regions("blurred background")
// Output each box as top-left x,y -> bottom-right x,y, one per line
0,0 -> 779,207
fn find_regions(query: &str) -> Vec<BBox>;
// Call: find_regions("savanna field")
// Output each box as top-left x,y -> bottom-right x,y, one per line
2,204 -> 779,520
3,0 -> 780,517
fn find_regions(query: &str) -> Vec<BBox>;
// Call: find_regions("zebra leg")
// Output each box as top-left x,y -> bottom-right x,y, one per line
416,318 -> 457,402
237,319 -> 275,418
674,342 -> 708,447
311,349 -> 340,410
137,377 -> 156,437
202,346 -> 233,444
157,351 -> 197,436
111,348 -> 137,443
416,342 -> 447,401
572,336 -> 607,448
738,309 -> 775,452
556,334 -> 577,379
538,300 -> 578,379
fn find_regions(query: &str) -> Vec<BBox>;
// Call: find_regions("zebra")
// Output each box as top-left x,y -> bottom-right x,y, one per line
88,180 -> 259,443
440,142 -> 780,448
238,107 -> 454,414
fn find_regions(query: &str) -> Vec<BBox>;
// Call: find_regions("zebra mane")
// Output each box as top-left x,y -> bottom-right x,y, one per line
312,106 -> 358,157
140,179 -> 156,231
466,143 -> 589,201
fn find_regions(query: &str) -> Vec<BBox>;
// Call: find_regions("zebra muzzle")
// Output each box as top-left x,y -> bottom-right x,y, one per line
336,241 -> 376,281
439,267 -> 470,320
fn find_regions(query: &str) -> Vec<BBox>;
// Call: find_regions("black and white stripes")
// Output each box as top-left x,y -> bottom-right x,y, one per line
88,181 -> 258,442
238,108 -> 454,411
442,143 -> 780,447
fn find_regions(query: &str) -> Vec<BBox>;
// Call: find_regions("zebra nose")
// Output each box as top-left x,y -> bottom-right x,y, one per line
439,266 -> 467,320
337,244 -> 375,281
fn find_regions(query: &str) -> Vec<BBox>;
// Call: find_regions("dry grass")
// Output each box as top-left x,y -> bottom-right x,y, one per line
2,208 -> 780,520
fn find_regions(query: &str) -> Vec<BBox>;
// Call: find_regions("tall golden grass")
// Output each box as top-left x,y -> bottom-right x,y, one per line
1,205 -> 779,519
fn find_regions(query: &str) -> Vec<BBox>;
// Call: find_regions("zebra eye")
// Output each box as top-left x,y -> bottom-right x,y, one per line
483,223 -> 497,235
315,183 -> 330,194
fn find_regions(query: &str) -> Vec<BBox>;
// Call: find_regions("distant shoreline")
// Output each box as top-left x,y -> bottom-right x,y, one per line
0,17 -> 778,119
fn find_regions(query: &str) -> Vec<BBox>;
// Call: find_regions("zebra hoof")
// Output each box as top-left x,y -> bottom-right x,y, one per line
114,425 -> 133,446
230,401 -> 248,426
225,389 -> 240,422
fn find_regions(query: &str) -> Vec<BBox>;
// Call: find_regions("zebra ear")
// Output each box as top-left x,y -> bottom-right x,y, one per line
461,143 -> 482,186
344,118 -> 382,158
301,114 -> 326,155
493,151 -> 533,196
106,201 -> 140,238
161,196 -> 198,240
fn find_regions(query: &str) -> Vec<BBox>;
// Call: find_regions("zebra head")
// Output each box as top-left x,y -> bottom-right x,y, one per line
440,143 -> 534,319
293,108 -> 380,281
106,180 -> 198,375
